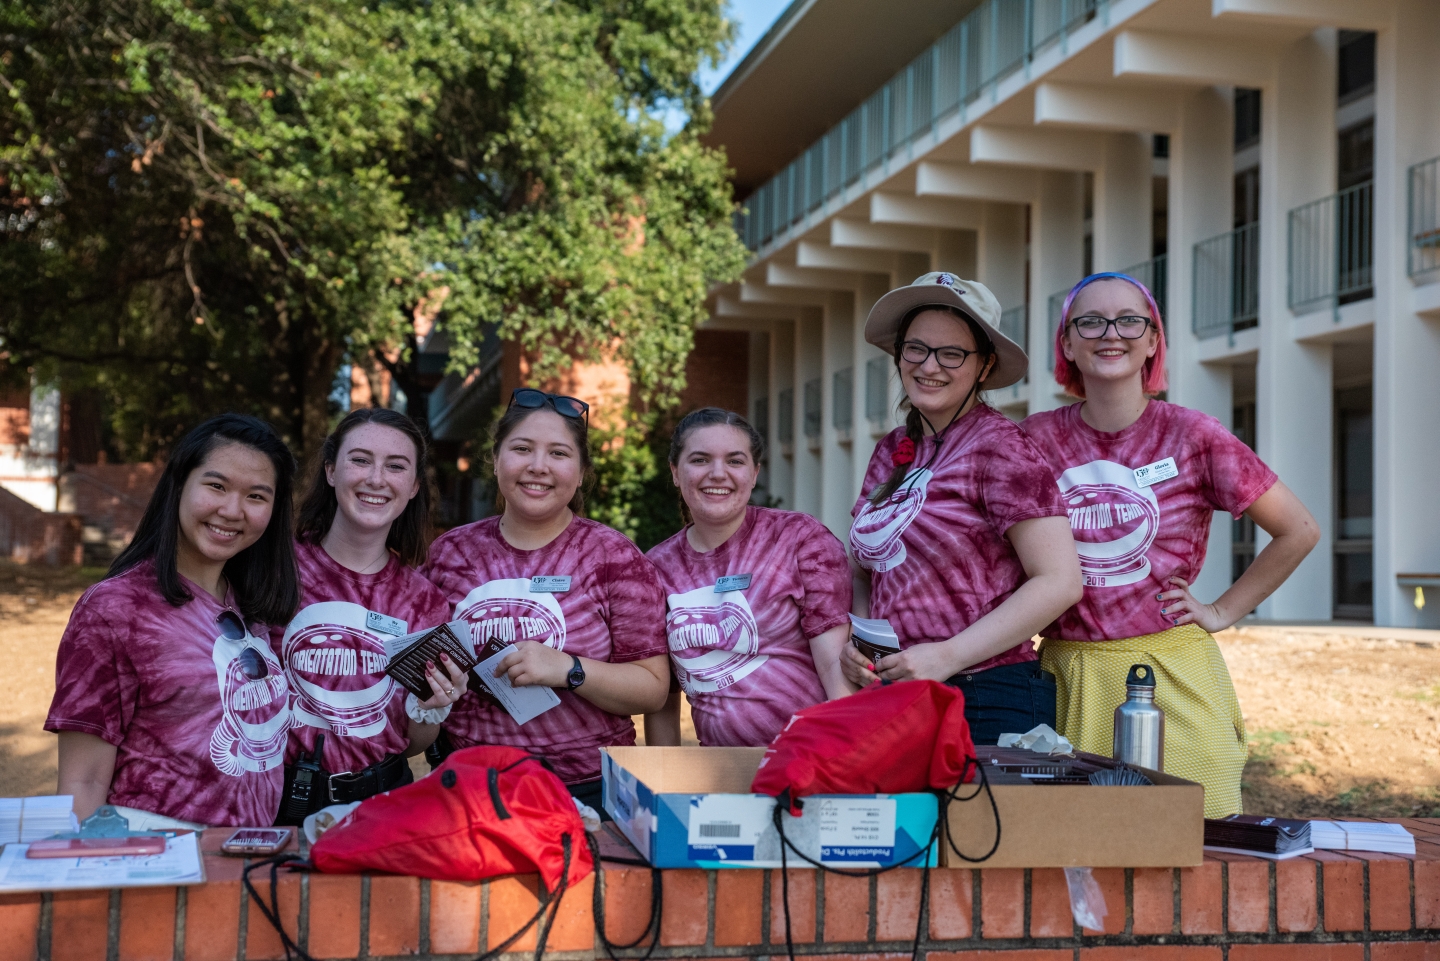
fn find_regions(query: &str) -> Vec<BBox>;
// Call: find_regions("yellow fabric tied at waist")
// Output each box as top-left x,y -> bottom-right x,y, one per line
1039,624 -> 1247,818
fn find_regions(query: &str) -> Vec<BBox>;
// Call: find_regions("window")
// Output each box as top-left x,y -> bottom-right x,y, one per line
1234,89 -> 1261,150
1234,168 -> 1260,229
1334,384 -> 1373,620
1337,118 -> 1374,191
1337,31 -> 1376,103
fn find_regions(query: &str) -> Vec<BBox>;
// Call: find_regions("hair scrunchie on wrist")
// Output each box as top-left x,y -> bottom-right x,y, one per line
405,692 -> 452,726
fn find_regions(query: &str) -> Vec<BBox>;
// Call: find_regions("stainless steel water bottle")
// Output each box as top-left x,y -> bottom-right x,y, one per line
1112,663 -> 1165,771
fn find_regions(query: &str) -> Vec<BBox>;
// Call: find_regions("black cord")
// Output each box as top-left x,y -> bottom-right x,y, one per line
587,832 -> 663,961
940,757 -> 1003,864
471,833 -> 573,961
242,855 -> 314,961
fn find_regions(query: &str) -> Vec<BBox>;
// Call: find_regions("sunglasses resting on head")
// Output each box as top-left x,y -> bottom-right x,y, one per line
508,388 -> 589,426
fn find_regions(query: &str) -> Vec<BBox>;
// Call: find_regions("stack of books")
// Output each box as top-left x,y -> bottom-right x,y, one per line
0,797 -> 79,845
1311,821 -> 1415,855
1204,815 -> 1314,859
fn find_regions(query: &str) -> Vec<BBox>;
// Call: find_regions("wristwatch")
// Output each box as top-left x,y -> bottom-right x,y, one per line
566,654 -> 586,691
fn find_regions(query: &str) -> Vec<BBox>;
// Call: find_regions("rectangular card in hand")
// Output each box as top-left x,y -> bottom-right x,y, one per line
471,636 -> 562,725
383,620 -> 479,699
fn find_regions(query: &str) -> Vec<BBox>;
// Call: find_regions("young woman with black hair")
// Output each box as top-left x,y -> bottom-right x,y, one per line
422,389 -> 670,812
843,274 -> 1083,745
47,414 -> 299,828
271,408 -> 468,825
643,408 -> 853,748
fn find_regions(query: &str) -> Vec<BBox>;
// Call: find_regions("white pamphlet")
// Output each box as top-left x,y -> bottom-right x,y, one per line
476,644 -> 562,726
0,831 -> 205,892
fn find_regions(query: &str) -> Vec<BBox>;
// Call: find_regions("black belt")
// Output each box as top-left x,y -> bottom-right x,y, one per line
278,749 -> 411,824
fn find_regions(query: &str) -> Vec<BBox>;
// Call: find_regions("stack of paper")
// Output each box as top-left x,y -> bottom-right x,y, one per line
1204,815 -> 1314,859
1311,821 -> 1415,855
0,797 -> 78,845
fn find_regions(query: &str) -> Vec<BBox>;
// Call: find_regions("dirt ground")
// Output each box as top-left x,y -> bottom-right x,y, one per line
2,560 -> 1434,816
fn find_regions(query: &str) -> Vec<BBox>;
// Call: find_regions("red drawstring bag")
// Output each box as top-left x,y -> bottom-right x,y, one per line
751,679 -> 976,811
309,746 -> 592,892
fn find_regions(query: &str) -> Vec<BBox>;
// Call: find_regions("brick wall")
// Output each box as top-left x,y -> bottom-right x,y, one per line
2,821 -> 1437,961
678,330 -> 750,416
57,464 -> 160,561
0,485 -> 82,566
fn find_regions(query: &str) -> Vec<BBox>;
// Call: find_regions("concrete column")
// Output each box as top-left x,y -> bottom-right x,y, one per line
769,320 -> 796,511
792,309 -> 823,518
1028,171 -> 1085,411
978,201 -> 1029,412
933,230 -> 978,278
1254,29 -> 1338,620
821,291 -> 856,540
1093,132 -> 1154,272
1373,0 -> 1440,626
1167,86 -> 1239,605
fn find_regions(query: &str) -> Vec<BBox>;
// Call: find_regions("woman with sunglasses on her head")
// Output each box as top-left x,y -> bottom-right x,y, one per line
422,389 -> 670,812
842,273 -> 1083,745
46,414 -> 299,828
271,409 -> 467,825
1022,273 -> 1317,816
642,408 -> 853,748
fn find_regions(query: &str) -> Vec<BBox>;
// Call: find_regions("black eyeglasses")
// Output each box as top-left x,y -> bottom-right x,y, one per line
899,340 -> 975,369
1069,315 -> 1153,340
218,610 -> 270,680
509,388 -> 589,425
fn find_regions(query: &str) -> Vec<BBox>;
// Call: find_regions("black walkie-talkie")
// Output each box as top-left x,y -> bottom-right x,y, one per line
284,733 -> 326,821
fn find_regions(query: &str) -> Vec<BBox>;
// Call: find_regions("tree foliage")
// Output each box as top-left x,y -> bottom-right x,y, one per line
0,0 -> 748,459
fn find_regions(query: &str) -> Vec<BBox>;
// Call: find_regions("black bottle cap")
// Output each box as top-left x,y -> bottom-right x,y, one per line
1126,663 -> 1156,688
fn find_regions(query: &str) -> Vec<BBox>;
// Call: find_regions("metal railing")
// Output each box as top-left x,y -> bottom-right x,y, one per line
833,368 -> 853,433
738,0 -> 1100,251
1288,180 -> 1373,314
865,356 -> 890,430
1192,223 -> 1260,340
997,305 -> 1029,382
1409,156 -> 1440,277
777,388 -> 794,447
1117,253 -> 1168,321
803,378 -> 822,439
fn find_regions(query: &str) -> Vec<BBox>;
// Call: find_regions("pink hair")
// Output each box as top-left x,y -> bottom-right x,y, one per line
1052,272 -> 1168,399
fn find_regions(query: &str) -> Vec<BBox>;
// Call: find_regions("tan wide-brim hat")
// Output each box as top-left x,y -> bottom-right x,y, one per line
863,272 -> 1028,390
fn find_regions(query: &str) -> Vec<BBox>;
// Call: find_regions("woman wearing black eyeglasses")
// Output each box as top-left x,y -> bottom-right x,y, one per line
842,273 -> 1082,745
1022,272 -> 1317,815
422,389 -> 670,813
47,414 -> 299,828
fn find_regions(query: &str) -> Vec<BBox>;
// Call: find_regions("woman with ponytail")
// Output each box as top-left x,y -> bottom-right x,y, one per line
1023,273 -> 1317,815
643,408 -> 852,747
844,273 -> 1082,744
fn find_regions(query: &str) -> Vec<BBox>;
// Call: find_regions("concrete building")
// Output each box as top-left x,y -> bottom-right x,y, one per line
698,0 -> 1440,627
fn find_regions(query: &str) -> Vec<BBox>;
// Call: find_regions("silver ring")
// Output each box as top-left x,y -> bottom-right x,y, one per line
446,688 -> 456,697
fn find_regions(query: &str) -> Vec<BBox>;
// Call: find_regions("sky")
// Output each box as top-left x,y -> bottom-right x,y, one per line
700,0 -> 792,96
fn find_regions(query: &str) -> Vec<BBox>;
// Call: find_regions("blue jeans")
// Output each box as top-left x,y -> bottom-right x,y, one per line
946,661 -> 1058,746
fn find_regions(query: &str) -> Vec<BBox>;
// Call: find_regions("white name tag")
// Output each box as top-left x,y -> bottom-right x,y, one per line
530,575 -> 572,593
365,611 -> 408,637
715,574 -> 752,593
1133,457 -> 1179,489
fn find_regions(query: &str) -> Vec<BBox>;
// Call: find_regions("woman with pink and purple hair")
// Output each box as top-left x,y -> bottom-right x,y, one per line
1022,272 -> 1318,815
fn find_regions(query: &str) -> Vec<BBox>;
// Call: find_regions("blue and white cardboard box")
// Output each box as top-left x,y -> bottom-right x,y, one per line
600,746 -> 938,869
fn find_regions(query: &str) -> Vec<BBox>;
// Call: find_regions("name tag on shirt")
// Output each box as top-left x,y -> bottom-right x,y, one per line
715,574 -> 752,593
365,611 -> 408,636
530,575 -> 572,593
1133,457 -> 1179,489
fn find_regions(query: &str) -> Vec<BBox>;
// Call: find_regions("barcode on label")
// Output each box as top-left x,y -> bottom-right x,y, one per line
697,822 -> 742,838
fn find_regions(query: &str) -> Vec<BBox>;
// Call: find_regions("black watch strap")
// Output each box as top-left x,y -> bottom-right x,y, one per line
566,654 -> 586,691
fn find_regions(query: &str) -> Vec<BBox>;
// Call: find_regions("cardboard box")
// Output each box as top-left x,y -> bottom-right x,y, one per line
601,746 -> 939,869
943,753 -> 1204,868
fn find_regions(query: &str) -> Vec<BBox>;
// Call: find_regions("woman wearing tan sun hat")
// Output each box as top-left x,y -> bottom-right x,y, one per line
841,272 -> 1083,744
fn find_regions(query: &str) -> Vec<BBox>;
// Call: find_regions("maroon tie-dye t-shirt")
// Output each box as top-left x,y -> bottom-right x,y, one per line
272,539 -> 451,773
1021,400 -> 1277,640
422,515 -> 668,784
850,405 -> 1067,672
45,561 -> 290,826
645,507 -> 851,747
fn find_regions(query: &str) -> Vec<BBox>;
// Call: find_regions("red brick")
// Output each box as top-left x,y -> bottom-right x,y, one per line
0,893 -> 41,961
1082,949 -> 1221,961
875,869 -> 920,942
1316,854 -> 1363,932
1370,855 -> 1414,931
1373,944 -> 1440,961
979,868 -> 1023,939
1224,859 -> 1269,933
366,875 -> 419,957
714,871 -> 763,946
795,954 -> 910,961
307,875 -> 361,959
1028,869 -> 1072,938
544,873 -> 595,952
823,873 -> 870,942
601,867 -> 656,948
659,870 -> 707,946
184,880 -> 242,961
1082,868 -> 1126,935
1229,946 -> 1363,961
927,869 -> 972,940
1180,861 -> 1222,934
1132,867 -> 1175,935
1275,857 -> 1317,932
488,875 -> 542,953
428,881 -> 480,955
243,870 -> 301,961
770,869 -> 816,944
1419,858 -> 1440,929
51,890 -> 110,961
119,886 -> 176,961
929,952 -> 1070,961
